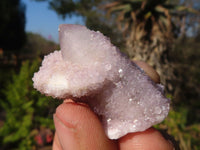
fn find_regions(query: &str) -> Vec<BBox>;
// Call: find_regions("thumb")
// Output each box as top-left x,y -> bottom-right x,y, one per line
53,100 -> 117,150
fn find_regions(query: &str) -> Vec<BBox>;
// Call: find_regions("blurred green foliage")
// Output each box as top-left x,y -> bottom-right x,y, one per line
0,59 -> 60,149
155,105 -> 200,150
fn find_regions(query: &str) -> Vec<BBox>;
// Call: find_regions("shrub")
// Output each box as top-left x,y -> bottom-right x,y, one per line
155,102 -> 200,150
0,59 -> 60,149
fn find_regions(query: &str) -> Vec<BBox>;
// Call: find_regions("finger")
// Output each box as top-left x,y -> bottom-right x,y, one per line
54,101 -> 118,150
134,61 -> 160,83
53,132 -> 63,150
118,128 -> 174,150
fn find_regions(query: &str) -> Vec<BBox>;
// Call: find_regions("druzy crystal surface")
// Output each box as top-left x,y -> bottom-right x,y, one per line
32,24 -> 170,139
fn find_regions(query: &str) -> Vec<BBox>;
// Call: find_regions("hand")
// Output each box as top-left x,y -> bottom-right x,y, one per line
52,61 -> 174,150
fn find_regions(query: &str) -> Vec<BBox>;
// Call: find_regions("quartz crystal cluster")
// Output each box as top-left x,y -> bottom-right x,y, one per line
32,24 -> 170,139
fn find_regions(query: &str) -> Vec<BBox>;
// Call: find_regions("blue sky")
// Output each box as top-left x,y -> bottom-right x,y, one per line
22,0 -> 84,43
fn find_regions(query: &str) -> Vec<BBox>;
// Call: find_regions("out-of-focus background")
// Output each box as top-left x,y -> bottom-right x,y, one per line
0,0 -> 200,149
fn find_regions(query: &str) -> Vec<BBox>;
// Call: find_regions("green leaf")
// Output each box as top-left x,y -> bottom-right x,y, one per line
22,100 -> 34,110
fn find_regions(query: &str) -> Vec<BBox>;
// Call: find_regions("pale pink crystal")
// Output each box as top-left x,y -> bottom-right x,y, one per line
33,24 -> 170,139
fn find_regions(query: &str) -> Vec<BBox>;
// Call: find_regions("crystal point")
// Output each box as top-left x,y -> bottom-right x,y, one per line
32,24 -> 170,139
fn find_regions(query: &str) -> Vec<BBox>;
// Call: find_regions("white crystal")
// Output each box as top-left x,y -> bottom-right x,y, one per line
32,24 -> 170,139
107,118 -> 111,122
129,98 -> 133,102
118,69 -> 123,73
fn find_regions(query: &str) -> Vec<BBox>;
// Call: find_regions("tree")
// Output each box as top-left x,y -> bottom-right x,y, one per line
0,0 -> 26,52
105,0 -> 200,91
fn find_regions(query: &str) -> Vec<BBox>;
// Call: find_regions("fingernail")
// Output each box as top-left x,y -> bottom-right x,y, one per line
54,115 -> 80,150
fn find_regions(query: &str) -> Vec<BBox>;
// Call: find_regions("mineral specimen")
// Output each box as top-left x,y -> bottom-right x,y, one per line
32,24 -> 170,139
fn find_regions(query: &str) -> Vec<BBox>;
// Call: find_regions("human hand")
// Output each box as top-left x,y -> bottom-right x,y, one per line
53,61 -> 174,150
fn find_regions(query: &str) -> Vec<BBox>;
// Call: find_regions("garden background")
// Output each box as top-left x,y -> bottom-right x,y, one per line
0,0 -> 200,149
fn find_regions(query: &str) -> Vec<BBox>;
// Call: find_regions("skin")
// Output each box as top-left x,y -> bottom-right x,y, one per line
53,61 -> 174,150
